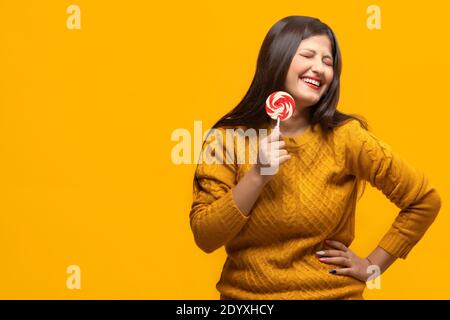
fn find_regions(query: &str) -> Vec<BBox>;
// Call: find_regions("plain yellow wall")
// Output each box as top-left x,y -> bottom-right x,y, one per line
0,0 -> 448,299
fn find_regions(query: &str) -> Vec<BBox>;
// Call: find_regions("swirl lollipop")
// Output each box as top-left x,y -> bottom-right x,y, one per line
265,91 -> 296,131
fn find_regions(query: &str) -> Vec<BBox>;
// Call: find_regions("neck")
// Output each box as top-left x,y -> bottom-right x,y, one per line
271,108 -> 311,135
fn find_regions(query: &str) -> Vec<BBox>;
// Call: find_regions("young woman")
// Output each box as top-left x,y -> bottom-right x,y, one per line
189,16 -> 441,300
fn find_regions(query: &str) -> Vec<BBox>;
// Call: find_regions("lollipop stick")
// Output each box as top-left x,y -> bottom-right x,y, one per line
275,117 -> 280,131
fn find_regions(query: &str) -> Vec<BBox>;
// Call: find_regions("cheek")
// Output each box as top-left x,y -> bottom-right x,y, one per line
325,72 -> 334,86
286,70 -> 300,87
289,59 -> 308,75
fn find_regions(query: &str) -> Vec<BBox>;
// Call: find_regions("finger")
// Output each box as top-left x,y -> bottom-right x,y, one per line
330,268 -> 353,277
276,140 -> 286,148
316,249 -> 348,258
318,257 -> 352,267
267,129 -> 282,143
325,239 -> 348,252
278,154 -> 292,164
275,149 -> 288,157
269,140 -> 286,149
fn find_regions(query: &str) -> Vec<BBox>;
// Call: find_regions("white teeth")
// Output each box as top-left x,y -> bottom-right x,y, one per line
301,77 -> 321,87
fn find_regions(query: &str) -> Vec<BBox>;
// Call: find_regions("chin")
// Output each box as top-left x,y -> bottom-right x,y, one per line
298,93 -> 320,104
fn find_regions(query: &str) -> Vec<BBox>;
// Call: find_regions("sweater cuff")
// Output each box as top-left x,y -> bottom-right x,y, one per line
217,189 -> 250,233
378,231 -> 416,259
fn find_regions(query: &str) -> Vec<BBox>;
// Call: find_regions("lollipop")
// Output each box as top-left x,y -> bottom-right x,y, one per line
265,91 -> 296,131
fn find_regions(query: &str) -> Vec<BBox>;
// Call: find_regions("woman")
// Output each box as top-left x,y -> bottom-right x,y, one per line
189,16 -> 441,299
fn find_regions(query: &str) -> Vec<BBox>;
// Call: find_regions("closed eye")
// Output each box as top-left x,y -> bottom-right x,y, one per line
299,53 -> 333,66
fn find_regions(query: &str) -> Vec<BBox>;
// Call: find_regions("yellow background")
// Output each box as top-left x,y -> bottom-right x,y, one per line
0,0 -> 448,299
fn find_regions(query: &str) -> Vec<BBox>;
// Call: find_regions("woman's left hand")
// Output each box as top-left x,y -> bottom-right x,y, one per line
316,239 -> 372,282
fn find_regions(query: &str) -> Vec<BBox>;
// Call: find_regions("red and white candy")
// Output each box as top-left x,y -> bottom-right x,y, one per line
265,91 -> 296,130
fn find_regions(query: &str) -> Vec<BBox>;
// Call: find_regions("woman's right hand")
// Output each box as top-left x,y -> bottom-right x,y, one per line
254,127 -> 291,181
231,127 -> 291,216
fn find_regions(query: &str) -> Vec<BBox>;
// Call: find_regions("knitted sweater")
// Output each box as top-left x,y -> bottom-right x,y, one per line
189,119 -> 441,300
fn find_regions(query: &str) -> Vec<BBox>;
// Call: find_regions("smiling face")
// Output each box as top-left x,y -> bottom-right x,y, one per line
284,34 -> 334,111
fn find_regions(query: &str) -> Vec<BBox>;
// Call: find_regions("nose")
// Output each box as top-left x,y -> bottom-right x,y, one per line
311,60 -> 325,75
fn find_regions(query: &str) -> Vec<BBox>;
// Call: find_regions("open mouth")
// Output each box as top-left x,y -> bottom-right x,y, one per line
300,77 -> 321,90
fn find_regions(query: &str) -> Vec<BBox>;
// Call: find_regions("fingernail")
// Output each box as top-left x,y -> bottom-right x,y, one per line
319,258 -> 326,261
316,251 -> 325,255
329,269 -> 336,274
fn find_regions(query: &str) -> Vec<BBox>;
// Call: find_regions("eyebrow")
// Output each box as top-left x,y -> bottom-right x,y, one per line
300,48 -> 333,60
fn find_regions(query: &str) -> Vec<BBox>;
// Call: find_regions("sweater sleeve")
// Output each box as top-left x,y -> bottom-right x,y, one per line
189,128 -> 250,253
343,120 -> 442,259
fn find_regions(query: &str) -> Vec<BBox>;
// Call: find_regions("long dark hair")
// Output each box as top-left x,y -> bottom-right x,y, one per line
212,15 -> 368,133
194,16 -> 368,198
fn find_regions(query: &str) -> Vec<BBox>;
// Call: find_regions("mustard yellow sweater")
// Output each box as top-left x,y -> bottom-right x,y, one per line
189,119 -> 441,300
